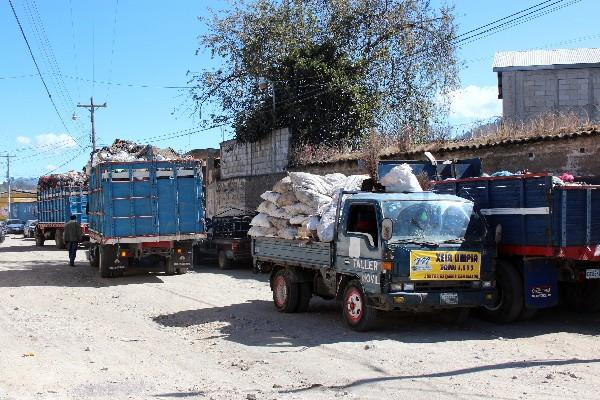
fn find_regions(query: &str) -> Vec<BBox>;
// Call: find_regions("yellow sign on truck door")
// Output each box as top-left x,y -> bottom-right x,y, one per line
409,250 -> 481,280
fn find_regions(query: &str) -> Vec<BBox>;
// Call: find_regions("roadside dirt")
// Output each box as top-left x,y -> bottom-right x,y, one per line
1,235 -> 599,400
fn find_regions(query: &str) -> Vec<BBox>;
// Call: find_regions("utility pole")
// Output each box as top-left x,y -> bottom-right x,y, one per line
77,96 -> 107,153
3,154 -> 15,218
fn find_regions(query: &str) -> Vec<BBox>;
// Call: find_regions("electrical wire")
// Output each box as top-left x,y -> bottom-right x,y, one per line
7,0 -> 83,149
105,0 -> 120,102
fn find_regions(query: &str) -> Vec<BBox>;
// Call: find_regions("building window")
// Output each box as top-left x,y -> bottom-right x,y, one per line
497,72 -> 503,99
580,147 -> 585,153
528,152 -> 535,160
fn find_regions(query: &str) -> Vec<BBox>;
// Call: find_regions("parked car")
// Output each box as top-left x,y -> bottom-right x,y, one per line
0,221 -> 6,235
0,224 -> 5,244
6,219 -> 24,234
23,220 -> 38,238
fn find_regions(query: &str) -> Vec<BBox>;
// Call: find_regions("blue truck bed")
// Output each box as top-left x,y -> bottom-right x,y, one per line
37,185 -> 88,227
433,174 -> 600,260
88,160 -> 205,243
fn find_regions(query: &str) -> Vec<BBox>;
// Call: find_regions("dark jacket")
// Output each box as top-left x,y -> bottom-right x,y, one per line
63,220 -> 83,243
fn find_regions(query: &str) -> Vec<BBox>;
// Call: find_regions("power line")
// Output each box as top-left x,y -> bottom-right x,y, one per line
7,0 -> 83,149
68,0 -> 81,102
105,0 -> 120,102
44,147 -> 89,175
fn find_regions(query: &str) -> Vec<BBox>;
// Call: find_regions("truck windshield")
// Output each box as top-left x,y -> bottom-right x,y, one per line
382,200 -> 478,243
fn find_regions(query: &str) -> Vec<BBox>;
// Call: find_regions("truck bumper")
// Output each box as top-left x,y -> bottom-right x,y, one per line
374,289 -> 496,311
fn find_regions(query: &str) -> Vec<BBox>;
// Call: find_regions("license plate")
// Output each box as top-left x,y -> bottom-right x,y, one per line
440,292 -> 458,305
586,269 -> 600,279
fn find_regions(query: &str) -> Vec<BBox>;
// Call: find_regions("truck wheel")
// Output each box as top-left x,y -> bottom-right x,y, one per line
479,260 -> 523,323
55,229 -> 65,249
35,232 -> 45,247
99,244 -> 116,278
295,282 -> 312,313
272,269 -> 299,313
342,281 -> 378,331
176,267 -> 188,275
218,250 -> 232,269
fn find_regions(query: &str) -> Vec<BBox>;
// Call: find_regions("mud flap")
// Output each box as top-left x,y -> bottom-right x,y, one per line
523,259 -> 558,309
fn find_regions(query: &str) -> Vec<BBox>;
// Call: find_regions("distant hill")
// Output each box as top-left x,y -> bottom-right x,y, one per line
0,177 -> 37,192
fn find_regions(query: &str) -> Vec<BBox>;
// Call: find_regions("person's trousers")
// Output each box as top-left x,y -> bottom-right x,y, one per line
67,241 -> 78,264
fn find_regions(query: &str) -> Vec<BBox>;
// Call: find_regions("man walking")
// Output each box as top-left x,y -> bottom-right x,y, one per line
63,215 -> 82,266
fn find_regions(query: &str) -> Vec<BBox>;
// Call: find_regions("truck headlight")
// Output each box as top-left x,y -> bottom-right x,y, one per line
403,283 -> 414,291
390,283 -> 403,292
482,281 -> 493,288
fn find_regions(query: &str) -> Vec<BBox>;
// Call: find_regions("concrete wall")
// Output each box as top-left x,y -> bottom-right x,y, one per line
220,128 -> 290,179
501,67 -> 600,121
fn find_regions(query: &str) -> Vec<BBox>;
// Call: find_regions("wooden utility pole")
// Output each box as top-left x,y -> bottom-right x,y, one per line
3,154 -> 16,217
77,97 -> 107,153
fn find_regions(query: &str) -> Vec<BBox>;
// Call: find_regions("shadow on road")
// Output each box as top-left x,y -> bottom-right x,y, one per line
153,299 -> 600,348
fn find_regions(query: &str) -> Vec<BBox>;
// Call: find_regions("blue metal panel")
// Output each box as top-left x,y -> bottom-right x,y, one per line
37,186 -> 88,224
88,160 -> 204,238
523,259 -> 559,308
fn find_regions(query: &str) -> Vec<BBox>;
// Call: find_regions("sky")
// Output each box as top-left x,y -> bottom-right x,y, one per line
0,0 -> 598,179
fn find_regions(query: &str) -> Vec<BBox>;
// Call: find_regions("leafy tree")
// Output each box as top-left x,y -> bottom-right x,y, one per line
191,0 -> 458,146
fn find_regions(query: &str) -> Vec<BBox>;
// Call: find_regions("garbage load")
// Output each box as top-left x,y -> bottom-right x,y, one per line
38,170 -> 88,190
249,172 -> 369,242
91,139 -> 185,167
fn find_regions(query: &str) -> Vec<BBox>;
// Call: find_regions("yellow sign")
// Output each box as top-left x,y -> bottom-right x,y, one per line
409,250 -> 481,281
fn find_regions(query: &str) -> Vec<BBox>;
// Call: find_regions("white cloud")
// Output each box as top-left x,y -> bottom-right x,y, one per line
35,133 -> 77,149
16,135 -> 31,144
447,85 -> 502,120
46,164 -> 57,171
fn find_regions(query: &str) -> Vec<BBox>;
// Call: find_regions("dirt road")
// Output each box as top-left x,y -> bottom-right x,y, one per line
1,235 -> 599,399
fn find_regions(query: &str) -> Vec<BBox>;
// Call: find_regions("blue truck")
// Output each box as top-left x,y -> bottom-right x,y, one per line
252,190 -> 496,331
433,171 -> 600,321
36,184 -> 88,249
87,160 -> 205,278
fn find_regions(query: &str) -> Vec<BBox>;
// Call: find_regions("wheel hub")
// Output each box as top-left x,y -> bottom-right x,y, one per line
274,276 -> 287,306
346,289 -> 362,322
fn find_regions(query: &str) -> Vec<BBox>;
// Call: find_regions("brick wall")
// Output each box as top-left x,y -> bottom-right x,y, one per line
220,128 -> 290,179
502,67 -> 600,121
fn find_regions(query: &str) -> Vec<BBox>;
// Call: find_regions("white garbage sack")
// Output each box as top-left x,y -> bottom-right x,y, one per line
289,215 -> 309,225
274,191 -> 297,207
295,188 -> 332,211
248,226 -> 277,237
283,202 -> 314,216
270,217 -> 291,230
273,176 -> 292,193
316,200 -> 338,242
380,164 -> 422,192
250,213 -> 272,228
306,216 -> 320,231
288,172 -> 333,195
257,201 -> 291,219
260,191 -> 281,204
278,227 -> 297,240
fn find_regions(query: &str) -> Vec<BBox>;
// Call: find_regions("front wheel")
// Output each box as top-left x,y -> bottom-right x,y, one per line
478,260 -> 523,323
99,244 -> 117,278
342,281 -> 378,331
272,269 -> 299,313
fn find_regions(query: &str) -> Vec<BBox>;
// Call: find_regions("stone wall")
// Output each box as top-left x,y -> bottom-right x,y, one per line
220,128 -> 289,179
501,67 -> 600,122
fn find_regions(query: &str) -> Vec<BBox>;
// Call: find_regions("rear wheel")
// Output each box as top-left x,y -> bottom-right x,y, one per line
218,250 -> 232,269
272,269 -> 299,313
479,260 -> 523,323
99,244 -> 117,278
342,281 -> 378,331
89,245 -> 99,268
55,229 -> 65,249
35,231 -> 45,247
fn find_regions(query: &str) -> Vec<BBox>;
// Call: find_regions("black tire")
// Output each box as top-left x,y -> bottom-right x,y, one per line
479,260 -> 523,323
439,308 -> 471,324
272,269 -> 300,313
295,282 -> 312,313
176,267 -> 188,275
99,244 -> 116,278
55,229 -> 65,250
165,256 -> 176,275
89,245 -> 99,268
35,233 -> 44,247
217,250 -> 232,269
342,280 -> 378,331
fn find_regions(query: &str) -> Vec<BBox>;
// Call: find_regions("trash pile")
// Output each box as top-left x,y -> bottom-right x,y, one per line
249,172 -> 370,242
38,170 -> 88,190
91,139 -> 184,167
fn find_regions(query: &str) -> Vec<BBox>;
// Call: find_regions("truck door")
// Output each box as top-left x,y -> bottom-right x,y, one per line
336,201 -> 383,293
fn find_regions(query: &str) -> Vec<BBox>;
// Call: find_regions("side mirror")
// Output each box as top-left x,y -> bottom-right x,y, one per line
381,218 -> 393,241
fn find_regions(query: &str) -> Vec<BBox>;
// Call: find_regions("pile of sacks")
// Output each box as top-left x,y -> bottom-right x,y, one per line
91,139 -> 185,167
249,172 -> 369,242
38,170 -> 88,190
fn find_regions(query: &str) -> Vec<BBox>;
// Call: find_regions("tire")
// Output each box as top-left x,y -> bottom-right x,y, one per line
342,280 -> 378,331
89,245 -> 99,268
165,256 -> 176,276
479,260 -> 523,323
272,269 -> 300,313
218,250 -> 232,270
176,267 -> 188,275
295,282 -> 312,313
35,233 -> 45,247
55,229 -> 65,250
99,244 -> 116,278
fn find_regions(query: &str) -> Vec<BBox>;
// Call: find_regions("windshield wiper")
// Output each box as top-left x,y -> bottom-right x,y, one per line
442,238 -> 464,244
392,239 -> 440,247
